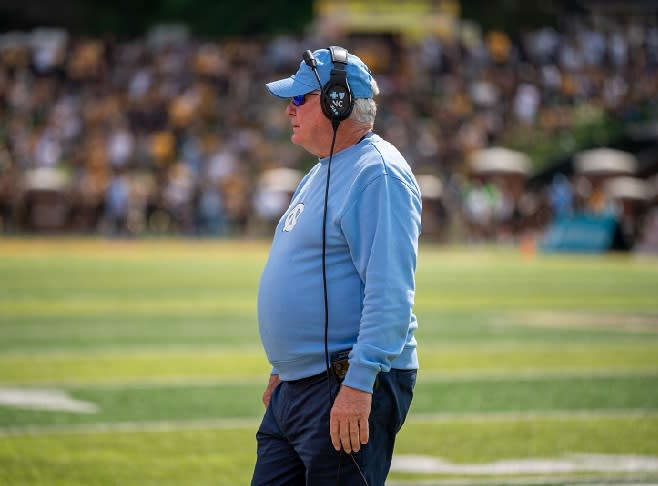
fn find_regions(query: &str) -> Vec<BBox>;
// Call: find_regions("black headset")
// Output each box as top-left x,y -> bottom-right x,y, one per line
303,46 -> 354,128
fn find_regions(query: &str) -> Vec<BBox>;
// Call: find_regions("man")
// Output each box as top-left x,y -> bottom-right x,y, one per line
252,46 -> 422,486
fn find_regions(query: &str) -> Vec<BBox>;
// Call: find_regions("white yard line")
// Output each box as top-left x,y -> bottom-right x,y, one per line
0,417 -> 261,437
1,376 -> 267,389
1,368 -> 656,389
391,453 -> 658,475
416,368 -> 658,382
0,388 -> 98,413
1,409 -> 656,437
388,477 -> 658,486
0,340 -> 655,359
407,409 -> 658,424
0,344 -> 263,358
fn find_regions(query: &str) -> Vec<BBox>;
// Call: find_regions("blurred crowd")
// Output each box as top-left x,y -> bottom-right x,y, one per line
0,15 -> 657,244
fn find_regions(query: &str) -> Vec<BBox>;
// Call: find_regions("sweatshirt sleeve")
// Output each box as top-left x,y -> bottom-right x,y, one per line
339,172 -> 422,393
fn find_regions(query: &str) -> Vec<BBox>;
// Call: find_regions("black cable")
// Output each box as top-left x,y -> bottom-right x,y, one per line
323,123 -> 338,397
350,452 -> 370,485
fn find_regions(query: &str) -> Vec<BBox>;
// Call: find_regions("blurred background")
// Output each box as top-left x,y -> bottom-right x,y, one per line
0,0 -> 657,253
1,3 -> 658,484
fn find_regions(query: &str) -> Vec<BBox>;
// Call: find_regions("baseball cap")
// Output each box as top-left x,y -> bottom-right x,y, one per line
266,47 -> 375,99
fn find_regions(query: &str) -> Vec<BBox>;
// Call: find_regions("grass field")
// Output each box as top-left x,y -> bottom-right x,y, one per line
0,238 -> 657,486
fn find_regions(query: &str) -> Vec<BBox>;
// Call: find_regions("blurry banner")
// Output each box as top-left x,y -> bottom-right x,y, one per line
314,0 -> 460,40
540,214 -> 628,253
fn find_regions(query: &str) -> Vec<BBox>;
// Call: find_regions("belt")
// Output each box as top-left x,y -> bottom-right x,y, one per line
332,358 -> 381,390
330,349 -> 351,380
331,358 -> 349,380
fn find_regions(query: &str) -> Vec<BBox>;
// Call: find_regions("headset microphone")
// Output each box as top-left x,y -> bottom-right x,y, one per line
302,50 -> 322,85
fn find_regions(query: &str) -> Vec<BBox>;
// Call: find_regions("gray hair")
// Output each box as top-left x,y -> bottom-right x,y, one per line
351,79 -> 379,126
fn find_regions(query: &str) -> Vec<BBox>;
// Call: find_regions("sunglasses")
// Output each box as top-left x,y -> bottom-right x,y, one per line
291,93 -> 319,106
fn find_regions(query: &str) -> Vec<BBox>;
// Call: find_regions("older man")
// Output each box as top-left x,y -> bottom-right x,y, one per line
252,46 -> 422,486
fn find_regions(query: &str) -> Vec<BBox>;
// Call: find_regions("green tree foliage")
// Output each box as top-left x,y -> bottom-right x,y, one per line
0,0 -> 313,37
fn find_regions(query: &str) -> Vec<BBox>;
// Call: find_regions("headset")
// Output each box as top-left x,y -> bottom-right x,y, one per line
303,46 -> 354,129
301,46 -> 370,486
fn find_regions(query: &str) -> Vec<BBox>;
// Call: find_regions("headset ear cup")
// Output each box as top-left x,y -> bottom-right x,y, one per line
313,46 -> 354,124
321,80 -> 353,122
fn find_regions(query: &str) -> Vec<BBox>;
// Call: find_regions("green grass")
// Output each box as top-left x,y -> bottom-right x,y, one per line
0,239 -> 657,485
2,417 -> 657,486
0,428 -> 256,486
0,342 -> 656,385
0,374 -> 656,429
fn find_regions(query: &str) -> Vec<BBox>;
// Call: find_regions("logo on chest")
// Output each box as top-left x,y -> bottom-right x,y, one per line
283,203 -> 305,232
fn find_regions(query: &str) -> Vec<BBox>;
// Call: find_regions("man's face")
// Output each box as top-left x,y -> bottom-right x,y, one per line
285,92 -> 331,156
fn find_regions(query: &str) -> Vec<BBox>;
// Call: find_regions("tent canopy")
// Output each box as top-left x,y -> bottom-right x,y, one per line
604,176 -> 651,201
470,147 -> 532,175
259,167 -> 303,193
574,148 -> 637,175
23,168 -> 69,192
416,174 -> 443,199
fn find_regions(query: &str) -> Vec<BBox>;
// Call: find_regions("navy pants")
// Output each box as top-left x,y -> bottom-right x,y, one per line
251,369 -> 416,486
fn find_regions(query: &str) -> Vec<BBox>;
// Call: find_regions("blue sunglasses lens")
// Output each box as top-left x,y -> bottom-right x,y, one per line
292,95 -> 305,106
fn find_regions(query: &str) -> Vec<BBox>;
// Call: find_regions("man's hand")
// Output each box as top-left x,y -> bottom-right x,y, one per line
262,374 -> 281,407
329,385 -> 372,453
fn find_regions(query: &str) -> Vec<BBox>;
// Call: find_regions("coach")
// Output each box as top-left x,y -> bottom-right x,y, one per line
252,46 -> 422,485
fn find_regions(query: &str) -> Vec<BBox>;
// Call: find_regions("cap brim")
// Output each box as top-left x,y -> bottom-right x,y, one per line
266,75 -> 318,98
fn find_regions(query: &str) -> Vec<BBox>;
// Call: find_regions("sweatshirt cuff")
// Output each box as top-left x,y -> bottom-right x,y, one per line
343,362 -> 379,393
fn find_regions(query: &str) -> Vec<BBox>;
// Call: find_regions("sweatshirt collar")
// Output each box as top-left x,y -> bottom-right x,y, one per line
318,131 -> 375,165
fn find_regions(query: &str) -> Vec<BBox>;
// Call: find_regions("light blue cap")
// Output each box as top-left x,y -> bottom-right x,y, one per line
266,48 -> 374,99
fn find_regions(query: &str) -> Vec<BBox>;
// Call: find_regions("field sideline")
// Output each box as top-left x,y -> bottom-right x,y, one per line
0,238 -> 657,485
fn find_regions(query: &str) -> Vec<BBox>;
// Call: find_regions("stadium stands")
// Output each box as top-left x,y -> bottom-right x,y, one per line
0,17 -> 656,248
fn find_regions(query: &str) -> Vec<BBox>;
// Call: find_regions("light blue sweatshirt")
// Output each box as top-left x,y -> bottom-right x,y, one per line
257,132 -> 421,393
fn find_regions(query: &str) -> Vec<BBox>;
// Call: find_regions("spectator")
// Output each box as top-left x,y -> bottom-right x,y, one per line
549,173 -> 575,220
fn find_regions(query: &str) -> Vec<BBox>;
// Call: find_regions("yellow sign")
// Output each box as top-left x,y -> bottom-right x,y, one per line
315,0 -> 460,40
